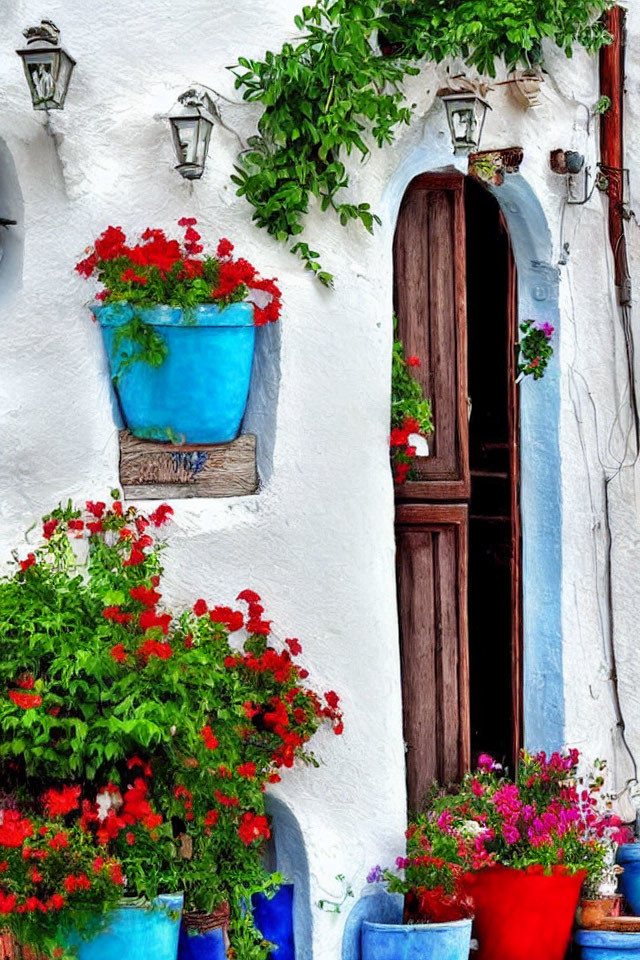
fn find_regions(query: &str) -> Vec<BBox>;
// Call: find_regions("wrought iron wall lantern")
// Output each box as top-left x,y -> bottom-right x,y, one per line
16,20 -> 75,110
439,79 -> 492,156
168,87 -> 217,180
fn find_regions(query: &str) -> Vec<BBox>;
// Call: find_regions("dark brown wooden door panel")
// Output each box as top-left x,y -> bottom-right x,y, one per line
396,504 -> 470,809
394,173 -> 470,501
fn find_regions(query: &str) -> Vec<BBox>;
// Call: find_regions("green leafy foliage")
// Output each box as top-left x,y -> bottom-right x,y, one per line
390,328 -> 433,483
231,0 -> 612,283
0,499 -> 343,959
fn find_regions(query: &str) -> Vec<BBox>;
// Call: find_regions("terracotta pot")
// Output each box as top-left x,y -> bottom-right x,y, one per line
578,896 -> 623,929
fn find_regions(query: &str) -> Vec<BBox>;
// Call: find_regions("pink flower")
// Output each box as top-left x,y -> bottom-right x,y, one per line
503,823 -> 520,844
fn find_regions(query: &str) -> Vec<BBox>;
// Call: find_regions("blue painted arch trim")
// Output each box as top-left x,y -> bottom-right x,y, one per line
487,175 -> 564,752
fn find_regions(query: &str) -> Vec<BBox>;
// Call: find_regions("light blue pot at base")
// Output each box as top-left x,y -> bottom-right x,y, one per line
618,845 -> 640,915
92,302 -> 256,444
361,918 -> 472,960
68,893 -> 183,960
575,929 -> 640,958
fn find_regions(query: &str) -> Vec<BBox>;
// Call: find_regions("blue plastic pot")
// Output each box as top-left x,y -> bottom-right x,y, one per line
575,929 -> 640,958
618,845 -> 640,914
92,302 -> 256,444
67,893 -> 183,960
361,918 -> 472,960
251,883 -> 295,960
178,923 -> 226,960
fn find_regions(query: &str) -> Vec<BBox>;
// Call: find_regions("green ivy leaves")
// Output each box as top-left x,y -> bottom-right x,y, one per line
231,0 -> 612,284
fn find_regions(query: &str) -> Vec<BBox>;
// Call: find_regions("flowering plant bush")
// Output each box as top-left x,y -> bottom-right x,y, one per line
369,750 -> 630,924
0,497 -> 342,959
390,328 -> 433,484
516,319 -> 554,380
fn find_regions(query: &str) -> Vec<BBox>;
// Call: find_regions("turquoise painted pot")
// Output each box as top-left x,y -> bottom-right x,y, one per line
361,918 -> 472,960
92,302 -> 256,444
575,929 -> 640,958
618,845 -> 640,915
67,894 -> 183,960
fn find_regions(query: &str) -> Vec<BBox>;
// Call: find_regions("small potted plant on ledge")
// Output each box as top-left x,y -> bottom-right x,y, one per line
364,827 -> 474,960
75,221 -> 282,444
0,498 -> 343,960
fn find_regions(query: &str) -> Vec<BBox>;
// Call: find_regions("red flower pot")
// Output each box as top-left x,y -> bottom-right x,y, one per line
464,866 -> 586,960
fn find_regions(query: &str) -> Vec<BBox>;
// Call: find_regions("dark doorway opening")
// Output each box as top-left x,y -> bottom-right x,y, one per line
465,176 -> 521,773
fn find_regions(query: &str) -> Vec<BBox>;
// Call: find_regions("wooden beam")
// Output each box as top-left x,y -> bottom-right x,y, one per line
119,431 -> 258,500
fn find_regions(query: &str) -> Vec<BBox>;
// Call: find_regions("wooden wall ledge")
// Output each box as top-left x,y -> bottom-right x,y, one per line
119,431 -> 258,500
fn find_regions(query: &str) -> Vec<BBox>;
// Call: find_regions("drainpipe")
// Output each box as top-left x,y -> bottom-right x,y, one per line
599,5 -> 640,818
600,5 -> 631,305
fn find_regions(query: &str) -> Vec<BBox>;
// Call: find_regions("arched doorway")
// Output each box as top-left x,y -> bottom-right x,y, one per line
394,171 -> 522,808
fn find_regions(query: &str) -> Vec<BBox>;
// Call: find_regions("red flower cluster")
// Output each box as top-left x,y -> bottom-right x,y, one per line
76,223 -> 282,327
238,812 -> 271,846
8,691 -> 42,710
43,786 -> 81,818
391,415 -> 422,485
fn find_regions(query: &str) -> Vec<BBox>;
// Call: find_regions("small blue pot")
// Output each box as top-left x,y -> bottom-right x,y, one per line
618,845 -> 640,914
178,923 -> 226,960
575,928 -> 640,958
251,883 -> 295,960
92,302 -> 256,444
67,893 -> 183,960
361,918 -> 472,960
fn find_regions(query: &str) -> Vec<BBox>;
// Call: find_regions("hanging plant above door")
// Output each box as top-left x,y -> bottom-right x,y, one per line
75,222 -> 282,444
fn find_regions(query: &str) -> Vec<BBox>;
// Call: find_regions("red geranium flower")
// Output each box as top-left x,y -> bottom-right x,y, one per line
42,518 -> 58,540
285,637 -> 302,656
20,554 -> 36,572
238,812 -> 270,845
193,598 -> 208,617
149,504 -> 173,527
130,585 -> 162,608
110,644 -> 127,664
139,609 -> 171,635
201,726 -> 219,750
43,786 -> 81,817
9,691 -> 42,710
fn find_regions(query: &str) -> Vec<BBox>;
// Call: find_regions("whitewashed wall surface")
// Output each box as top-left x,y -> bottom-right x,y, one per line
1,2 -> 640,957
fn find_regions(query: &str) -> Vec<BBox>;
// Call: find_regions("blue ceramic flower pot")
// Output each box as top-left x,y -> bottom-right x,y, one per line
361,918 -> 472,960
92,302 -> 256,444
618,845 -> 640,914
575,929 -> 640,958
67,893 -> 183,960
177,923 -> 226,960
251,884 -> 295,960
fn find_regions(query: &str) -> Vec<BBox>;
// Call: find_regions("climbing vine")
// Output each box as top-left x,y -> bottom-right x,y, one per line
231,0 -> 612,284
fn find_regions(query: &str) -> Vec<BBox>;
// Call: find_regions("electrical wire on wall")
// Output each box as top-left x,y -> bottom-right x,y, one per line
560,4 -> 640,810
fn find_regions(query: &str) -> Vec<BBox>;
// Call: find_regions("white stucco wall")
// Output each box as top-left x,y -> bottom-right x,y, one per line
1,1 -> 640,956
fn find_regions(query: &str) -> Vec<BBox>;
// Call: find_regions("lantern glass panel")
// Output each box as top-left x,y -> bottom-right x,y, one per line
18,46 -> 75,110
442,93 -> 490,156
170,115 -> 213,180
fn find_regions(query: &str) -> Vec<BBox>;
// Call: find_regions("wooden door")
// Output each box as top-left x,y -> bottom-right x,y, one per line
394,173 -> 471,808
